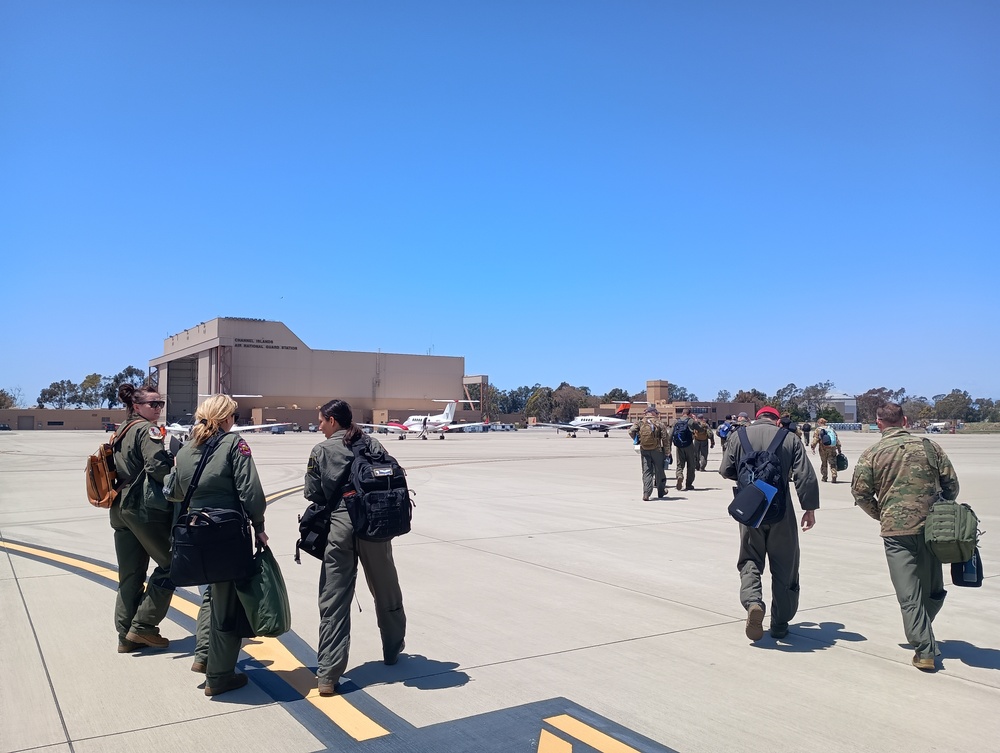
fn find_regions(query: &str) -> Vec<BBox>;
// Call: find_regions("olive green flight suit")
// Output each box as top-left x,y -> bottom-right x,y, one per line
306,430 -> 406,687
692,420 -> 715,472
111,417 -> 175,641
672,419 -> 699,490
629,418 -> 670,499
170,432 -> 266,687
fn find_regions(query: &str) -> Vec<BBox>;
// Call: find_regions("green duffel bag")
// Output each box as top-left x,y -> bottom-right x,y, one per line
835,453 -> 849,472
236,546 -> 292,638
923,498 -> 980,564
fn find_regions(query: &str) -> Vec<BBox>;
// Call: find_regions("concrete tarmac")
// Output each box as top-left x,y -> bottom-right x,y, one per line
2,427 -> 998,753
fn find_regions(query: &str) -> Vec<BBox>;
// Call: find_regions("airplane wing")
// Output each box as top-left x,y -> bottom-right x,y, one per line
529,422 -> 583,433
430,422 -> 489,433
357,423 -> 410,434
166,422 -> 292,438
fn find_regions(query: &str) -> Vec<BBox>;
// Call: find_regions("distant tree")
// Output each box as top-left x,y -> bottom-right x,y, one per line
971,397 -> 1000,423
933,389 -> 973,421
0,388 -> 17,410
800,381 -> 835,418
630,390 -> 647,402
498,384 -> 538,415
602,387 -> 631,404
816,406 -> 844,423
102,366 -> 147,408
79,373 -> 105,408
855,387 -> 907,423
787,405 -> 811,423
464,383 -> 501,420
524,386 -> 555,422
552,382 -> 599,422
734,388 -> 768,405
901,396 -> 934,423
715,390 -> 731,402
37,380 -> 80,408
770,383 -> 803,415
668,384 -> 698,402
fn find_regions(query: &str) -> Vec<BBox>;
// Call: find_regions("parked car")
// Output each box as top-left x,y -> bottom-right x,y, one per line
307,423 -> 317,432
291,423 -> 302,432
0,423 -> 11,431
103,422 -> 117,432
270,424 -> 286,434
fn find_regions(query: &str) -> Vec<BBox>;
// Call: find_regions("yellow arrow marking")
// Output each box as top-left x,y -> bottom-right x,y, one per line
544,715 -> 641,753
539,728 -> 573,752
0,538 -> 389,742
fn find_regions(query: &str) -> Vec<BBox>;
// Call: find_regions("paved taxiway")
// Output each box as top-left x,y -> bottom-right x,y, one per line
2,428 -> 998,752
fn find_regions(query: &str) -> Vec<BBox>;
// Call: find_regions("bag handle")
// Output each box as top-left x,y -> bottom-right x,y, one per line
177,432 -> 228,519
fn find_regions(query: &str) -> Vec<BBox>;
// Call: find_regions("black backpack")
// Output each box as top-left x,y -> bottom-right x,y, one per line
727,427 -> 789,527
344,436 -> 414,542
671,419 -> 693,448
295,498 -> 333,563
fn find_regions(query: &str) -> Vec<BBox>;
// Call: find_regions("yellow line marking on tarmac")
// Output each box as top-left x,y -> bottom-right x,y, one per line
544,715 -> 640,753
0,539 -> 390,742
538,729 -> 574,752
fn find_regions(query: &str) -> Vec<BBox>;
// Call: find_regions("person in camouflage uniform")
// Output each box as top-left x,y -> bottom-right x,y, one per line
851,402 -> 960,671
672,410 -> 699,491
629,405 -> 671,500
691,415 -> 715,471
810,417 -> 842,482
110,383 -> 176,653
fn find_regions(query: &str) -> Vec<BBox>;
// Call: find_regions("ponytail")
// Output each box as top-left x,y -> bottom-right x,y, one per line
319,399 -> 364,446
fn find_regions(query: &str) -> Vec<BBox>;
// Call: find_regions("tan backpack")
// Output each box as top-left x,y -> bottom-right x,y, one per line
85,420 -> 142,508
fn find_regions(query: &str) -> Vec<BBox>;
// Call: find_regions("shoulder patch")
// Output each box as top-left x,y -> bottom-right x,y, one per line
148,426 -> 165,441
237,438 -> 252,457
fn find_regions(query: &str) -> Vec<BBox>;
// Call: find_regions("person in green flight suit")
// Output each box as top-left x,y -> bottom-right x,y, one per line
628,405 -> 671,501
169,394 -> 267,696
110,383 -> 176,653
306,399 -> 406,696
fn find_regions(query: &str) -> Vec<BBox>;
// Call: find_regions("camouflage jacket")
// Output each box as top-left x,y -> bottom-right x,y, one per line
851,426 -> 960,537
811,426 -> 841,453
629,419 -> 669,452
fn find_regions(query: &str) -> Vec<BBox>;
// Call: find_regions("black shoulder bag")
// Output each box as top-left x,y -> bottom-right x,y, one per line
171,433 -> 255,587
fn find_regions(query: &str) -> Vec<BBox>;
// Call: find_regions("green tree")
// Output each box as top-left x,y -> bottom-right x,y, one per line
770,383 -> 803,415
524,386 -> 555,422
79,373 -> 105,408
498,384 -> 538,415
971,397 -> 1000,423
855,387 -> 907,423
901,396 -> 933,423
716,390 -> 732,402
800,381 -> 835,418
816,406 -> 844,423
602,387 -> 631,403
102,366 -> 147,408
0,388 -> 17,409
668,384 -> 698,402
37,380 -> 80,408
630,390 -> 647,402
734,388 -> 768,405
934,389 -> 973,421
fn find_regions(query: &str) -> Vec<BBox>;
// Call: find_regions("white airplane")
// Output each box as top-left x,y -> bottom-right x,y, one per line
359,400 -> 485,440
530,402 -> 641,438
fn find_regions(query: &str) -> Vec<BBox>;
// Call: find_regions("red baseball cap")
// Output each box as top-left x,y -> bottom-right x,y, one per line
756,406 -> 780,419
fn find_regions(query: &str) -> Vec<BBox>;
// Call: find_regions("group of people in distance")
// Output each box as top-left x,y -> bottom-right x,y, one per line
108,385 -> 404,696
633,402 -> 960,671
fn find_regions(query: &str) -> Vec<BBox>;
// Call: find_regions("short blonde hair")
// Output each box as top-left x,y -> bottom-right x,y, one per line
191,394 -> 238,446
817,417 -> 827,425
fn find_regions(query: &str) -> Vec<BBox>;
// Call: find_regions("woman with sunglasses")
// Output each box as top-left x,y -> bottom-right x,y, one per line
110,383 -> 176,653
169,394 -> 267,696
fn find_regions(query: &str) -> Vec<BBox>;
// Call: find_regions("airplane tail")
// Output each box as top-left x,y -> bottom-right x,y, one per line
443,401 -> 457,423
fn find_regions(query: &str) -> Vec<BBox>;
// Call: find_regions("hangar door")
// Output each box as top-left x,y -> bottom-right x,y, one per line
166,358 -> 198,424
17,416 -> 34,430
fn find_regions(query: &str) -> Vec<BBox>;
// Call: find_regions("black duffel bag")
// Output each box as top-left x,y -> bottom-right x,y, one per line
170,431 -> 254,587
172,507 -> 254,587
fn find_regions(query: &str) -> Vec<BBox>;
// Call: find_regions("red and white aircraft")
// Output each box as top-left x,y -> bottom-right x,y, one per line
360,400 -> 485,439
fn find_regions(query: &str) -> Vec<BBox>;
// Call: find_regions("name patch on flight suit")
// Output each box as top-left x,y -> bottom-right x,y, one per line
149,426 -> 165,441
237,438 -> 252,457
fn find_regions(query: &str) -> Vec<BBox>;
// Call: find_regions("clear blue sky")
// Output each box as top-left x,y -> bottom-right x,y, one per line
2,1 -> 997,405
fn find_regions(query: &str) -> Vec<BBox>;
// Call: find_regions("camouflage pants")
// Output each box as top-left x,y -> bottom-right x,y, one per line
884,535 -> 946,660
819,446 -> 839,481
694,439 -> 711,471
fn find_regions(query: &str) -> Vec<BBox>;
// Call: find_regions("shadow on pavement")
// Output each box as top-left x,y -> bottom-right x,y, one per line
759,621 -> 867,653
938,640 -> 1000,670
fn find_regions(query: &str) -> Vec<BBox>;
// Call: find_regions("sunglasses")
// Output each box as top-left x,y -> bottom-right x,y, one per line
138,401 -> 166,409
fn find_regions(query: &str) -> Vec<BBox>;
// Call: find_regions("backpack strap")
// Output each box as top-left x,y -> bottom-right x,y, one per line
766,427 -> 789,455
737,426 -> 754,456
177,431 -> 229,519
111,418 -> 145,448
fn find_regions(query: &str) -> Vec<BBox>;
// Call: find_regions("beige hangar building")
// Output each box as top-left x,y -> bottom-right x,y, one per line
150,318 -> 470,427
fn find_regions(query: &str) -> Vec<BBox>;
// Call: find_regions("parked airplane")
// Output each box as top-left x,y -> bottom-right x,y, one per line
359,400 -> 484,439
530,402 -> 644,438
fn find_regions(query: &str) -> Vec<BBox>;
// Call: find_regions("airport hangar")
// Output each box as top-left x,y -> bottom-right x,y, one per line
150,318 -> 479,428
